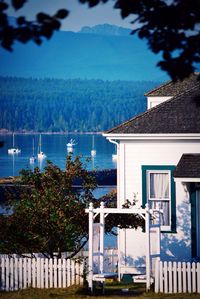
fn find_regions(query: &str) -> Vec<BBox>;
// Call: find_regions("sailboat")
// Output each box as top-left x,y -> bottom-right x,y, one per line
29,138 -> 36,164
8,133 -> 21,154
91,135 -> 96,156
37,134 -> 46,160
67,138 -> 76,152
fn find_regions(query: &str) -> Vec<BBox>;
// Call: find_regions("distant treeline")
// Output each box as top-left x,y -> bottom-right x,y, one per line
0,77 -> 159,132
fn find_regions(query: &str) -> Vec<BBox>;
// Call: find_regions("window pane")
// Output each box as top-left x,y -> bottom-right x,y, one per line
150,173 -> 169,199
149,200 -> 170,226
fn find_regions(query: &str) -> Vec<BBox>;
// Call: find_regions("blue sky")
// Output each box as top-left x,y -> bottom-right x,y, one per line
8,0 -> 133,31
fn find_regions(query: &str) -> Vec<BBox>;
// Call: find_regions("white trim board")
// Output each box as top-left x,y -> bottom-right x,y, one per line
103,133 -> 200,140
174,177 -> 200,183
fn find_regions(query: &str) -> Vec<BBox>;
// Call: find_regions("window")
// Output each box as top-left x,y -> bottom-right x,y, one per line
142,166 -> 176,232
148,171 -> 170,230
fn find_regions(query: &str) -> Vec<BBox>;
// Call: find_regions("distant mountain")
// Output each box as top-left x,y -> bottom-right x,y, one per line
79,24 -> 132,36
0,24 -> 168,81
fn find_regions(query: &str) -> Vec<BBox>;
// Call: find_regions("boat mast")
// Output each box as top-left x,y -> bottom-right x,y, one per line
38,135 -> 41,153
32,138 -> 35,156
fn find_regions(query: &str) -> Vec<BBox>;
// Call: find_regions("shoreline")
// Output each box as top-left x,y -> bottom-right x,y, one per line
0,168 -> 117,186
0,131 -> 103,135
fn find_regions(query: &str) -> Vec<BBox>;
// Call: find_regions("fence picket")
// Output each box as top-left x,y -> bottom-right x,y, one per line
163,261 -> 168,293
36,258 -> 41,288
1,258 -> 5,291
23,258 -> 27,289
80,261 -> 84,285
182,262 -> 186,293
53,258 -> 57,288
10,258 -> 14,291
75,262 -> 80,284
67,259 -> 71,287
19,259 -> 23,289
27,258 -> 31,288
197,263 -> 200,293
40,258 -> 44,288
45,258 -> 49,288
178,262 -> 182,293
154,260 -> 159,293
32,258 -> 36,288
159,261 -> 163,292
5,258 -> 9,291
63,258 -> 66,288
14,258 -> 18,290
71,260 -> 75,285
58,259 -> 62,288
49,259 -> 53,288
192,262 -> 196,292
173,261 -> 177,293
168,262 -> 172,293
187,262 -> 191,293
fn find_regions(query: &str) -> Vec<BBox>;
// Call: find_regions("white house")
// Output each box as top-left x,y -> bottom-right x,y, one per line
103,73 -> 200,275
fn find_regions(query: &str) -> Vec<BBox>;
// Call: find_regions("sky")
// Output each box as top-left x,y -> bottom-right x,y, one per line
8,0 -> 134,32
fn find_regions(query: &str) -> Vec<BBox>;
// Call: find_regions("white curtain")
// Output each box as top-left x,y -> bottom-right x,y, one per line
149,173 -> 170,226
150,173 -> 169,199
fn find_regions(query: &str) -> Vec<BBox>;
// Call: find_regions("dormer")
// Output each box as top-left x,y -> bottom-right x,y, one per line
145,73 -> 200,110
147,96 -> 172,109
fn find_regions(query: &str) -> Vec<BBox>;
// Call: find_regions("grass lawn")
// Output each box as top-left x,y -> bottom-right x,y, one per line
1,284 -> 200,299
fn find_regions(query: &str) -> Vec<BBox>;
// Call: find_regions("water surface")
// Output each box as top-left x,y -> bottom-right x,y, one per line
0,133 -> 117,178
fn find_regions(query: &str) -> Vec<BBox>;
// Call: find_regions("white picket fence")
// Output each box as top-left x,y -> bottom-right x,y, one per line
155,260 -> 200,293
0,257 -> 84,291
0,249 -> 118,291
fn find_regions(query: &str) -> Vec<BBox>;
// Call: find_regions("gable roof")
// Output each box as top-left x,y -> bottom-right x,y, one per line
174,154 -> 200,178
145,73 -> 200,97
106,84 -> 200,134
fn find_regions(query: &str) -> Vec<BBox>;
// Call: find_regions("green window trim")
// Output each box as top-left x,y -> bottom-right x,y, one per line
142,165 -> 176,233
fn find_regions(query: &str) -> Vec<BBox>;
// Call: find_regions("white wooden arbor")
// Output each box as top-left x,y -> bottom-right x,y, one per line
85,202 -> 161,293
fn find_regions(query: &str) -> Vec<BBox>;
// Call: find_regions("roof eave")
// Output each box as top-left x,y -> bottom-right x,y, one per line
174,177 -> 200,182
102,133 -> 200,140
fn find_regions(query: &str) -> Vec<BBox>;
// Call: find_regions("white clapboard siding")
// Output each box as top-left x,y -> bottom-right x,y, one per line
0,257 -> 84,291
155,260 -> 200,293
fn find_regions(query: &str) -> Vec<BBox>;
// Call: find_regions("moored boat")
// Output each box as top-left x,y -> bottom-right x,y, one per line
67,138 -> 76,151
91,135 -> 96,156
8,134 -> 21,154
30,138 -> 36,163
37,134 -> 46,160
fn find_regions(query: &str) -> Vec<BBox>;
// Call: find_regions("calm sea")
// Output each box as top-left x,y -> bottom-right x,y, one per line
0,133 -> 116,178
0,133 -> 117,247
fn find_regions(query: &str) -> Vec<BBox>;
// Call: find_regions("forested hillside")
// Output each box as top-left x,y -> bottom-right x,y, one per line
0,77 -> 159,132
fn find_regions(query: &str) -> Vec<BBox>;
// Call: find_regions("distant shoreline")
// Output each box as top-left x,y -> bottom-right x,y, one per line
0,131 -> 103,135
0,168 -> 117,186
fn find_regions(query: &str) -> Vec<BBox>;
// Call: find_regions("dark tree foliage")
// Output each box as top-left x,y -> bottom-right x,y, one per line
0,156 -> 97,258
0,1 -> 68,50
0,157 -> 144,257
0,0 -> 200,80
99,189 -> 144,233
